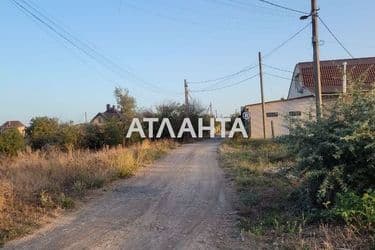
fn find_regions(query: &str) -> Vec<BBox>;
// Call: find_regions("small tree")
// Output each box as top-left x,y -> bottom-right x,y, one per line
103,120 -> 123,147
0,128 -> 25,156
81,124 -> 104,149
58,123 -> 81,151
26,117 -> 59,149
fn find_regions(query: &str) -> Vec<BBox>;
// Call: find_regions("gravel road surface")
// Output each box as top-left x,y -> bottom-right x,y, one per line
5,140 -> 248,250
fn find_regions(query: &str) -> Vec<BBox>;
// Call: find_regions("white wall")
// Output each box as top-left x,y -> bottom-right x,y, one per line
245,97 -> 316,139
287,66 -> 314,99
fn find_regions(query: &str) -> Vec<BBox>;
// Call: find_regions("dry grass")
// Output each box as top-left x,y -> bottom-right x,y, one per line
0,140 -> 176,245
220,138 -> 373,249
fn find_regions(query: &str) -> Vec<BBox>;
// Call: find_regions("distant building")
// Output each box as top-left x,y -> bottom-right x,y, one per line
244,57 -> 375,138
0,121 -> 26,136
90,104 -> 123,125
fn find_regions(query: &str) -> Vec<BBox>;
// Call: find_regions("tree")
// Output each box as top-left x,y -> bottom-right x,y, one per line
103,120 -> 123,147
26,117 -> 59,149
0,128 -> 25,156
81,124 -> 104,149
58,123 -> 81,151
114,87 -> 136,121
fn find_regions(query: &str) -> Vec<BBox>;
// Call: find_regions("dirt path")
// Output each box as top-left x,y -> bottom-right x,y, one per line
5,140 -> 248,250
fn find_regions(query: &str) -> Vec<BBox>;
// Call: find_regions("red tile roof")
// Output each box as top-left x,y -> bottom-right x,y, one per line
298,57 -> 375,94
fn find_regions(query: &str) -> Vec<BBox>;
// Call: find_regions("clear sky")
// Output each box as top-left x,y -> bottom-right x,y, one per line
1,0 -> 374,125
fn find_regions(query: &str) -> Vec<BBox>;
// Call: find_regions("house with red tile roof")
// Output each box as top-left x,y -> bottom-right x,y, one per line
243,57 -> 375,139
288,57 -> 375,99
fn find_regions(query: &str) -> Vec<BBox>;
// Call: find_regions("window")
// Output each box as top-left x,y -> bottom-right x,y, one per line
289,111 -> 302,117
266,112 -> 278,118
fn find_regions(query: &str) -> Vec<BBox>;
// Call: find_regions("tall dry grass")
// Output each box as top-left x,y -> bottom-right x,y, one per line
0,140 -> 176,245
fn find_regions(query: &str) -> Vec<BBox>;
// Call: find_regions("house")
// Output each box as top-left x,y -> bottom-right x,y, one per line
288,57 -> 375,104
90,104 -> 123,125
244,57 -> 375,139
0,121 -> 26,136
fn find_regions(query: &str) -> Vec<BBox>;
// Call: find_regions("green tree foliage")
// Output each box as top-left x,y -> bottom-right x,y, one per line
0,128 -> 25,156
286,83 -> 375,208
103,120 -> 123,147
81,124 -> 104,149
26,117 -> 59,149
114,87 -> 136,121
58,123 -> 81,151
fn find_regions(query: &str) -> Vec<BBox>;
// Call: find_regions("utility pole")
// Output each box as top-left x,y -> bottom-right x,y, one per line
258,52 -> 266,139
209,102 -> 213,117
311,0 -> 323,118
184,79 -> 189,116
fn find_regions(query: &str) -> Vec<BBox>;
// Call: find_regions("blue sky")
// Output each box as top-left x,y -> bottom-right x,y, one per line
1,0 -> 374,125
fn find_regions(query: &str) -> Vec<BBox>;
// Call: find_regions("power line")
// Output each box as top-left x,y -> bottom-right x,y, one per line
190,22 -> 309,86
191,73 -> 259,92
262,64 -> 293,73
264,72 -> 291,80
188,64 -> 257,84
257,0 -> 308,15
263,21 -> 311,59
318,16 -> 354,58
10,0 -> 171,94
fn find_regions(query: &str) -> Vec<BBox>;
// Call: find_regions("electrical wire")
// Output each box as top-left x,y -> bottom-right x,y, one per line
319,16 -> 354,58
11,0 -> 172,95
263,21 -> 311,59
189,23 -> 309,87
264,72 -> 291,80
262,64 -> 293,73
188,64 -> 258,84
257,0 -> 308,15
191,73 -> 259,92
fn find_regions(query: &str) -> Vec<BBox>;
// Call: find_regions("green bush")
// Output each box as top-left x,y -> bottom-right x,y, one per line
0,128 -> 25,156
26,117 -> 59,149
286,83 -> 375,208
332,190 -> 375,231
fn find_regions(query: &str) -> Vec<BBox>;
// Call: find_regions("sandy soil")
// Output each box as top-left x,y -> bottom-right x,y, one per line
4,140 -> 250,250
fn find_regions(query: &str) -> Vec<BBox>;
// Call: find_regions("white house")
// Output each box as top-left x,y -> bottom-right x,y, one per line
244,57 -> 375,138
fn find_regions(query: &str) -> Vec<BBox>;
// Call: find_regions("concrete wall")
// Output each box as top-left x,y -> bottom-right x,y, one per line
245,96 -> 316,139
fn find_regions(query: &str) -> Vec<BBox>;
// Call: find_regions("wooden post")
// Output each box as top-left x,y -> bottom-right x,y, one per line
258,52 -> 266,139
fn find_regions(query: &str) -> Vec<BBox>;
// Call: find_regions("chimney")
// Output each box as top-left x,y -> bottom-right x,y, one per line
342,62 -> 347,94
106,104 -> 110,111
112,105 -> 116,111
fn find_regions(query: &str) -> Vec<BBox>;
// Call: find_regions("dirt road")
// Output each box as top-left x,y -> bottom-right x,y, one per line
5,140 -> 247,250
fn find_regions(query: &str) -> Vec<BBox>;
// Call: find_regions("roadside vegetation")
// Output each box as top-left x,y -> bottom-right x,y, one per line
0,140 -> 176,245
220,83 -> 374,249
0,86 -> 208,245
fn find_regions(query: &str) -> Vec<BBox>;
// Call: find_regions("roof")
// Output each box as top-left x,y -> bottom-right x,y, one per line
297,57 -> 375,94
90,106 -> 123,123
0,121 -> 25,129
245,95 -> 314,107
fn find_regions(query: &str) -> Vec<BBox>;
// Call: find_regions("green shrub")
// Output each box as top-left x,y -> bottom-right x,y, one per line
0,128 -> 25,156
286,83 -> 375,208
26,117 -> 60,149
332,190 -> 375,231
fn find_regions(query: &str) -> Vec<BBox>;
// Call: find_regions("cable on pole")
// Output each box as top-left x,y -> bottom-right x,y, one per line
257,0 -> 308,15
10,0 -> 173,95
262,64 -> 293,73
318,16 -> 354,58
263,21 -> 311,59
191,73 -> 259,92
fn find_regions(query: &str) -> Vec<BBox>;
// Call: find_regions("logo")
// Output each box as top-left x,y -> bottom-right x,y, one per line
125,118 -> 248,139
